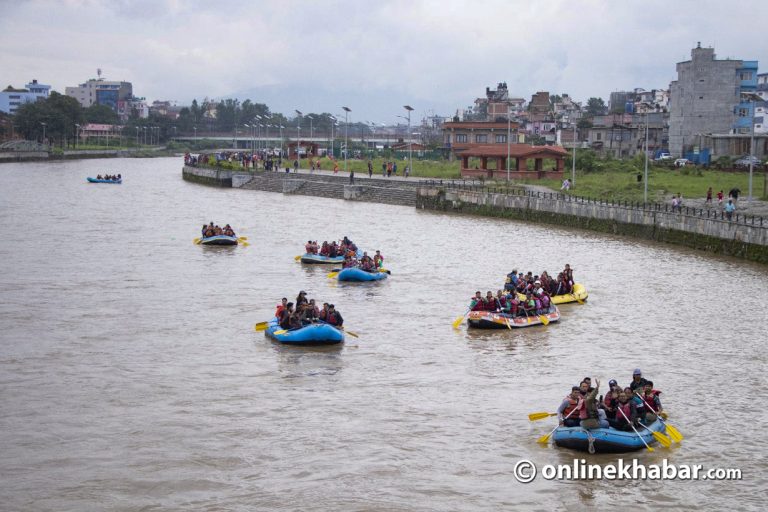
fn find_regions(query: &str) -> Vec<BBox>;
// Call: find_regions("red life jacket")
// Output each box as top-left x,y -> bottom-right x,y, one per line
275,305 -> 285,317
470,298 -> 484,311
616,401 -> 632,424
562,396 -> 580,418
642,393 -> 660,412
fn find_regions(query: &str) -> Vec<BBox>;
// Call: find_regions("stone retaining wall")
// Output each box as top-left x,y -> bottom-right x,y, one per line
416,187 -> 768,263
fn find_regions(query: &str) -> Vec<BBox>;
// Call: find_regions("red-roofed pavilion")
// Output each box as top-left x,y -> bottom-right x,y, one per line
457,144 -> 568,180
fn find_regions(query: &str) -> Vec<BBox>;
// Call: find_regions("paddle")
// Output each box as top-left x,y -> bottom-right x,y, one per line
379,268 -> 391,275
452,308 -> 472,329
537,406 -> 578,444
327,271 -> 340,279
340,327 -> 359,338
238,236 -> 248,241
273,329 -> 288,335
571,294 -> 584,305
617,406 -> 654,452
635,392 -> 683,442
539,314 -> 550,325
254,321 -> 269,331
294,255 -> 302,261
638,422 -> 672,448
528,412 -> 557,421
193,237 -> 201,244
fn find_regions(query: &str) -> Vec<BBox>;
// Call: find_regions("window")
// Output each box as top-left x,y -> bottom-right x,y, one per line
740,72 -> 753,80
495,134 -> 507,143
699,96 -> 704,99
738,108 -> 748,117
475,134 -> 488,143
596,133 -> 602,141
455,134 -> 467,143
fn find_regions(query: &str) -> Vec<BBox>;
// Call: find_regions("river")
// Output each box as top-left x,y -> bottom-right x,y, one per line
0,157 -> 766,511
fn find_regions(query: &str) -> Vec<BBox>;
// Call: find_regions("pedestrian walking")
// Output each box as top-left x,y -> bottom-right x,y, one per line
706,186 -> 712,204
350,170 -> 355,184
367,160 -> 373,178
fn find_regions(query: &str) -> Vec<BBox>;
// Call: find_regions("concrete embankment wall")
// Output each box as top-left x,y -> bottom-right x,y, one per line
416,187 -> 768,263
0,149 -> 165,163
182,165 -> 419,206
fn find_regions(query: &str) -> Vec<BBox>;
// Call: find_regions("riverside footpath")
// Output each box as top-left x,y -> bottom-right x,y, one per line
182,163 -> 768,263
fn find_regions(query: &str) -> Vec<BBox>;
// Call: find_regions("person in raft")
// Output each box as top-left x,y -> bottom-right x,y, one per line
373,250 -> 384,269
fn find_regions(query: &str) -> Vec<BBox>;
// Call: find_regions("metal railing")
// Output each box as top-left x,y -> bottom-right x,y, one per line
419,183 -> 766,228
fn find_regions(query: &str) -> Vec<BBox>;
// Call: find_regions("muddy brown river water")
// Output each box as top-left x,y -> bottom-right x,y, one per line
0,157 -> 766,511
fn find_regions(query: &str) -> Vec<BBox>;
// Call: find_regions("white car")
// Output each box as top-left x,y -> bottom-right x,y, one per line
674,158 -> 691,167
655,153 -> 672,161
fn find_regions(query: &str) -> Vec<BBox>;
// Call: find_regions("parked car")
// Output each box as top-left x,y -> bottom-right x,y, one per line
674,158 -> 691,167
734,155 -> 763,168
654,152 -> 672,161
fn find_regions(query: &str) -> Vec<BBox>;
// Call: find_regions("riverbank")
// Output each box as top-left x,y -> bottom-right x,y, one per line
183,163 -> 768,263
0,147 -> 174,164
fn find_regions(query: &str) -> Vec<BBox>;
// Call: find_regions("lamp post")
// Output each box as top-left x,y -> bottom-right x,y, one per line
742,92 -> 761,204
74,123 -> 80,149
506,104 -> 511,180
342,107 -> 351,172
135,126 -> 139,145
40,122 -> 46,146
295,110 -> 302,166
279,125 -> 284,158
404,105 -> 414,179
329,116 -> 336,158
572,122 -> 577,190
643,115 -> 649,203
193,126 -> 197,144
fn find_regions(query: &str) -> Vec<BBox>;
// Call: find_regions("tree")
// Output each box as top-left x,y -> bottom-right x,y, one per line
13,91 -> 84,145
84,104 -> 119,124
586,97 -> 606,117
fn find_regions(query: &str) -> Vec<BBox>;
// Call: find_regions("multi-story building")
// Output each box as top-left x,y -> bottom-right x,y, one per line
65,76 -> 133,111
442,120 -> 522,157
668,43 -> 758,157
471,83 -> 526,121
0,79 -> 51,114
587,112 -> 666,159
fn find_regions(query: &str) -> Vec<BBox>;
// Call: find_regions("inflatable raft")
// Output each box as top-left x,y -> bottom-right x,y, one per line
553,419 -> 666,453
337,267 -> 388,282
87,177 -> 121,184
300,249 -> 363,264
467,306 -> 560,329
200,235 -> 238,246
264,318 -> 344,345
551,283 -> 589,305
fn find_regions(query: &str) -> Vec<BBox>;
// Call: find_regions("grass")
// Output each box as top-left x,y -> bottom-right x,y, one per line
299,156 -> 462,178
509,165 -> 767,202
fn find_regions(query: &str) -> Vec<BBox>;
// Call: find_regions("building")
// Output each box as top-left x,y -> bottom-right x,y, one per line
442,121 -> 522,157
587,112 -> 666,159
529,91 -> 551,117
150,100 -> 183,120
457,143 -> 568,180
0,79 -> 51,114
65,75 -> 133,111
668,43 -> 758,157
117,98 -> 149,120
609,91 -> 632,113
471,83 -> 526,121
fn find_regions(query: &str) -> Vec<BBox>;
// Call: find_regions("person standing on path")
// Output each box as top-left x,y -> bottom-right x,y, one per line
382,162 -> 387,176
706,187 -> 712,204
725,199 -> 736,220
367,160 -> 373,178
405,165 -> 410,178
293,159 -> 299,173
349,170 -> 355,184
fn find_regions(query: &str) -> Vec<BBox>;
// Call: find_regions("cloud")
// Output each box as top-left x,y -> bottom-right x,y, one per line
1,0 -> 767,121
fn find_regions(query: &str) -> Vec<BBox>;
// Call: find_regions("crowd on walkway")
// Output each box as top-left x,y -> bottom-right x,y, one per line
557,370 -> 663,431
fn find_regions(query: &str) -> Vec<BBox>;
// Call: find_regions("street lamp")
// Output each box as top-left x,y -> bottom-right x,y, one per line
279,125 -> 284,158
40,122 -> 46,146
404,105 -> 414,179
573,122 -> 577,191
342,106 -> 351,172
295,110 -> 302,166
742,92 -> 761,204
506,104 -> 511,180
135,126 -> 140,145
329,116 -> 336,158
74,123 -> 80,149
193,126 -> 197,143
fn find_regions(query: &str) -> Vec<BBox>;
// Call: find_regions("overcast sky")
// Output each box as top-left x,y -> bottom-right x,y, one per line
2,0 -> 767,122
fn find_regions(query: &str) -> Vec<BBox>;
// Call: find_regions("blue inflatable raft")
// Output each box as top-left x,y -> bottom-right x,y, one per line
87,177 -> 122,184
200,235 -> 238,246
300,249 -> 362,264
553,419 -> 666,453
264,318 -> 344,345
337,267 -> 388,282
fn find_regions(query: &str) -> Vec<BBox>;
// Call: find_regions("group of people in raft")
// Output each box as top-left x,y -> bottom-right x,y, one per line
468,264 -> 576,317
201,222 -> 237,238
275,292 -> 344,330
304,236 -> 358,258
95,174 -> 121,181
506,264 -> 576,296
305,236 -> 385,272
557,369 -> 663,431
